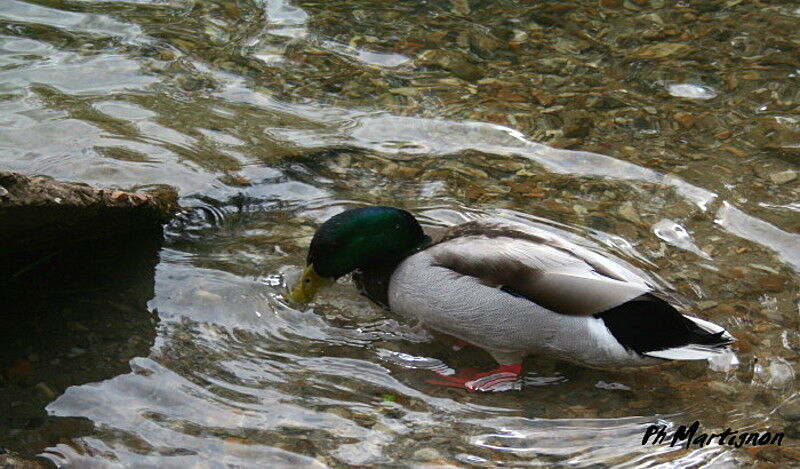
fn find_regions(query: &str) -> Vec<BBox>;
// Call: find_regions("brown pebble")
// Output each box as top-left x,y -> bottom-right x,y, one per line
631,43 -> 692,59
34,382 -> 57,400
753,323 -> 774,333
223,4 -> 242,18
220,173 -> 252,187
673,111 -> 694,128
721,268 -> 744,279
223,436 -> 254,450
720,146 -> 748,157
508,180 -> 539,194
759,274 -> 784,292
7,360 -> 34,382
754,448 -> 783,462
711,304 -> 736,316
531,90 -> 555,106
563,118 -> 593,138
396,166 -> 420,178
780,447 -> 800,461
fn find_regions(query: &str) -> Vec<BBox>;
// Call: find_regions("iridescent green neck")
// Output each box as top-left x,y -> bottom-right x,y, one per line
307,206 -> 430,278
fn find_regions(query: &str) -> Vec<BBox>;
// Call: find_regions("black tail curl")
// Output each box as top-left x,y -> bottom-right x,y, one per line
596,294 -> 731,355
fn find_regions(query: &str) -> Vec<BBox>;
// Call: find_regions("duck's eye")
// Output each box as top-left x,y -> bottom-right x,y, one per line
304,278 -> 311,284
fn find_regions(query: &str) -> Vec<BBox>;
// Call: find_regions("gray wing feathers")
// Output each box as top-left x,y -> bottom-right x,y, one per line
388,252 -> 563,354
426,226 -> 652,316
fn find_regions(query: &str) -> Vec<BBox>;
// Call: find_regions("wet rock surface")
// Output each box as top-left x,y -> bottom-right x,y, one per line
0,170 -> 178,256
0,449 -> 50,469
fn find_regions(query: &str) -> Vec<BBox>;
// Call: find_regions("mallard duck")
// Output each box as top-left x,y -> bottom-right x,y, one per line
287,206 -> 734,392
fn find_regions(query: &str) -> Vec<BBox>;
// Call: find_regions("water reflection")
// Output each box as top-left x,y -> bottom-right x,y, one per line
262,0 -> 309,38
653,218 -> 711,261
468,416 -> 680,461
666,83 -> 718,100
1,0 -> 142,39
715,202 -> 800,272
343,115 -> 720,210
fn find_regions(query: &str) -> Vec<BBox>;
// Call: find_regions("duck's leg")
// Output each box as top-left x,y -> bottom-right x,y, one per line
438,333 -> 473,351
427,352 -> 523,392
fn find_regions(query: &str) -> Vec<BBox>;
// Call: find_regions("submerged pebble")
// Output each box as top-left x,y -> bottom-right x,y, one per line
412,447 -> 443,461
34,382 -> 57,400
769,170 -> 797,184
706,381 -> 737,396
617,201 -> 642,224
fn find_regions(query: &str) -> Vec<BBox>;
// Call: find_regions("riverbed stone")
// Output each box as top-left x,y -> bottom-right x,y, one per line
618,201 -> 642,224
769,170 -> 797,184
412,447 -> 443,461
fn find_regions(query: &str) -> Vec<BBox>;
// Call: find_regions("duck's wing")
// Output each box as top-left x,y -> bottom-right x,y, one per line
426,222 -> 653,316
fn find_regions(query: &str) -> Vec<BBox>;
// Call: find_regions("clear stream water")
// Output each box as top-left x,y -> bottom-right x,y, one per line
1,0 -> 799,467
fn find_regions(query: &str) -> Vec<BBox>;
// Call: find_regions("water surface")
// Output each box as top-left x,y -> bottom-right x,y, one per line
1,0 -> 799,467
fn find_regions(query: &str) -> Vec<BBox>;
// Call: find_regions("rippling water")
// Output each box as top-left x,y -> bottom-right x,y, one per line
1,0 -> 799,467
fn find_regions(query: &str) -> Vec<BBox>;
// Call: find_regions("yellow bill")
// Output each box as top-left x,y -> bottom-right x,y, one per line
286,265 -> 332,305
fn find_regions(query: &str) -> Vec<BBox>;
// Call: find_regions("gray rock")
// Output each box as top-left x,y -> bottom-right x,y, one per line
769,170 -> 797,184
412,447 -> 442,461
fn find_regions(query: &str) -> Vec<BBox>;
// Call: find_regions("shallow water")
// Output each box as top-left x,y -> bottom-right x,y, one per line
1,0 -> 799,467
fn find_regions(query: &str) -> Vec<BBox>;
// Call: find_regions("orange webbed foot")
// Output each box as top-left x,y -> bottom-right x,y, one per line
427,364 -> 522,392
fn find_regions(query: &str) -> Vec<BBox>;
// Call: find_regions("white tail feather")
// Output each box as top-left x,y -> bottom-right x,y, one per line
644,345 -> 729,360
683,314 -> 733,340
644,314 -> 735,361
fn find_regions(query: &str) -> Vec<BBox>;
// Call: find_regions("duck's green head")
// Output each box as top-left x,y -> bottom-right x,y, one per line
287,206 -> 430,304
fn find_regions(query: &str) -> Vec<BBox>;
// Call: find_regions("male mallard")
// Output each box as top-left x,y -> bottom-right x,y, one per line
288,206 -> 734,392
